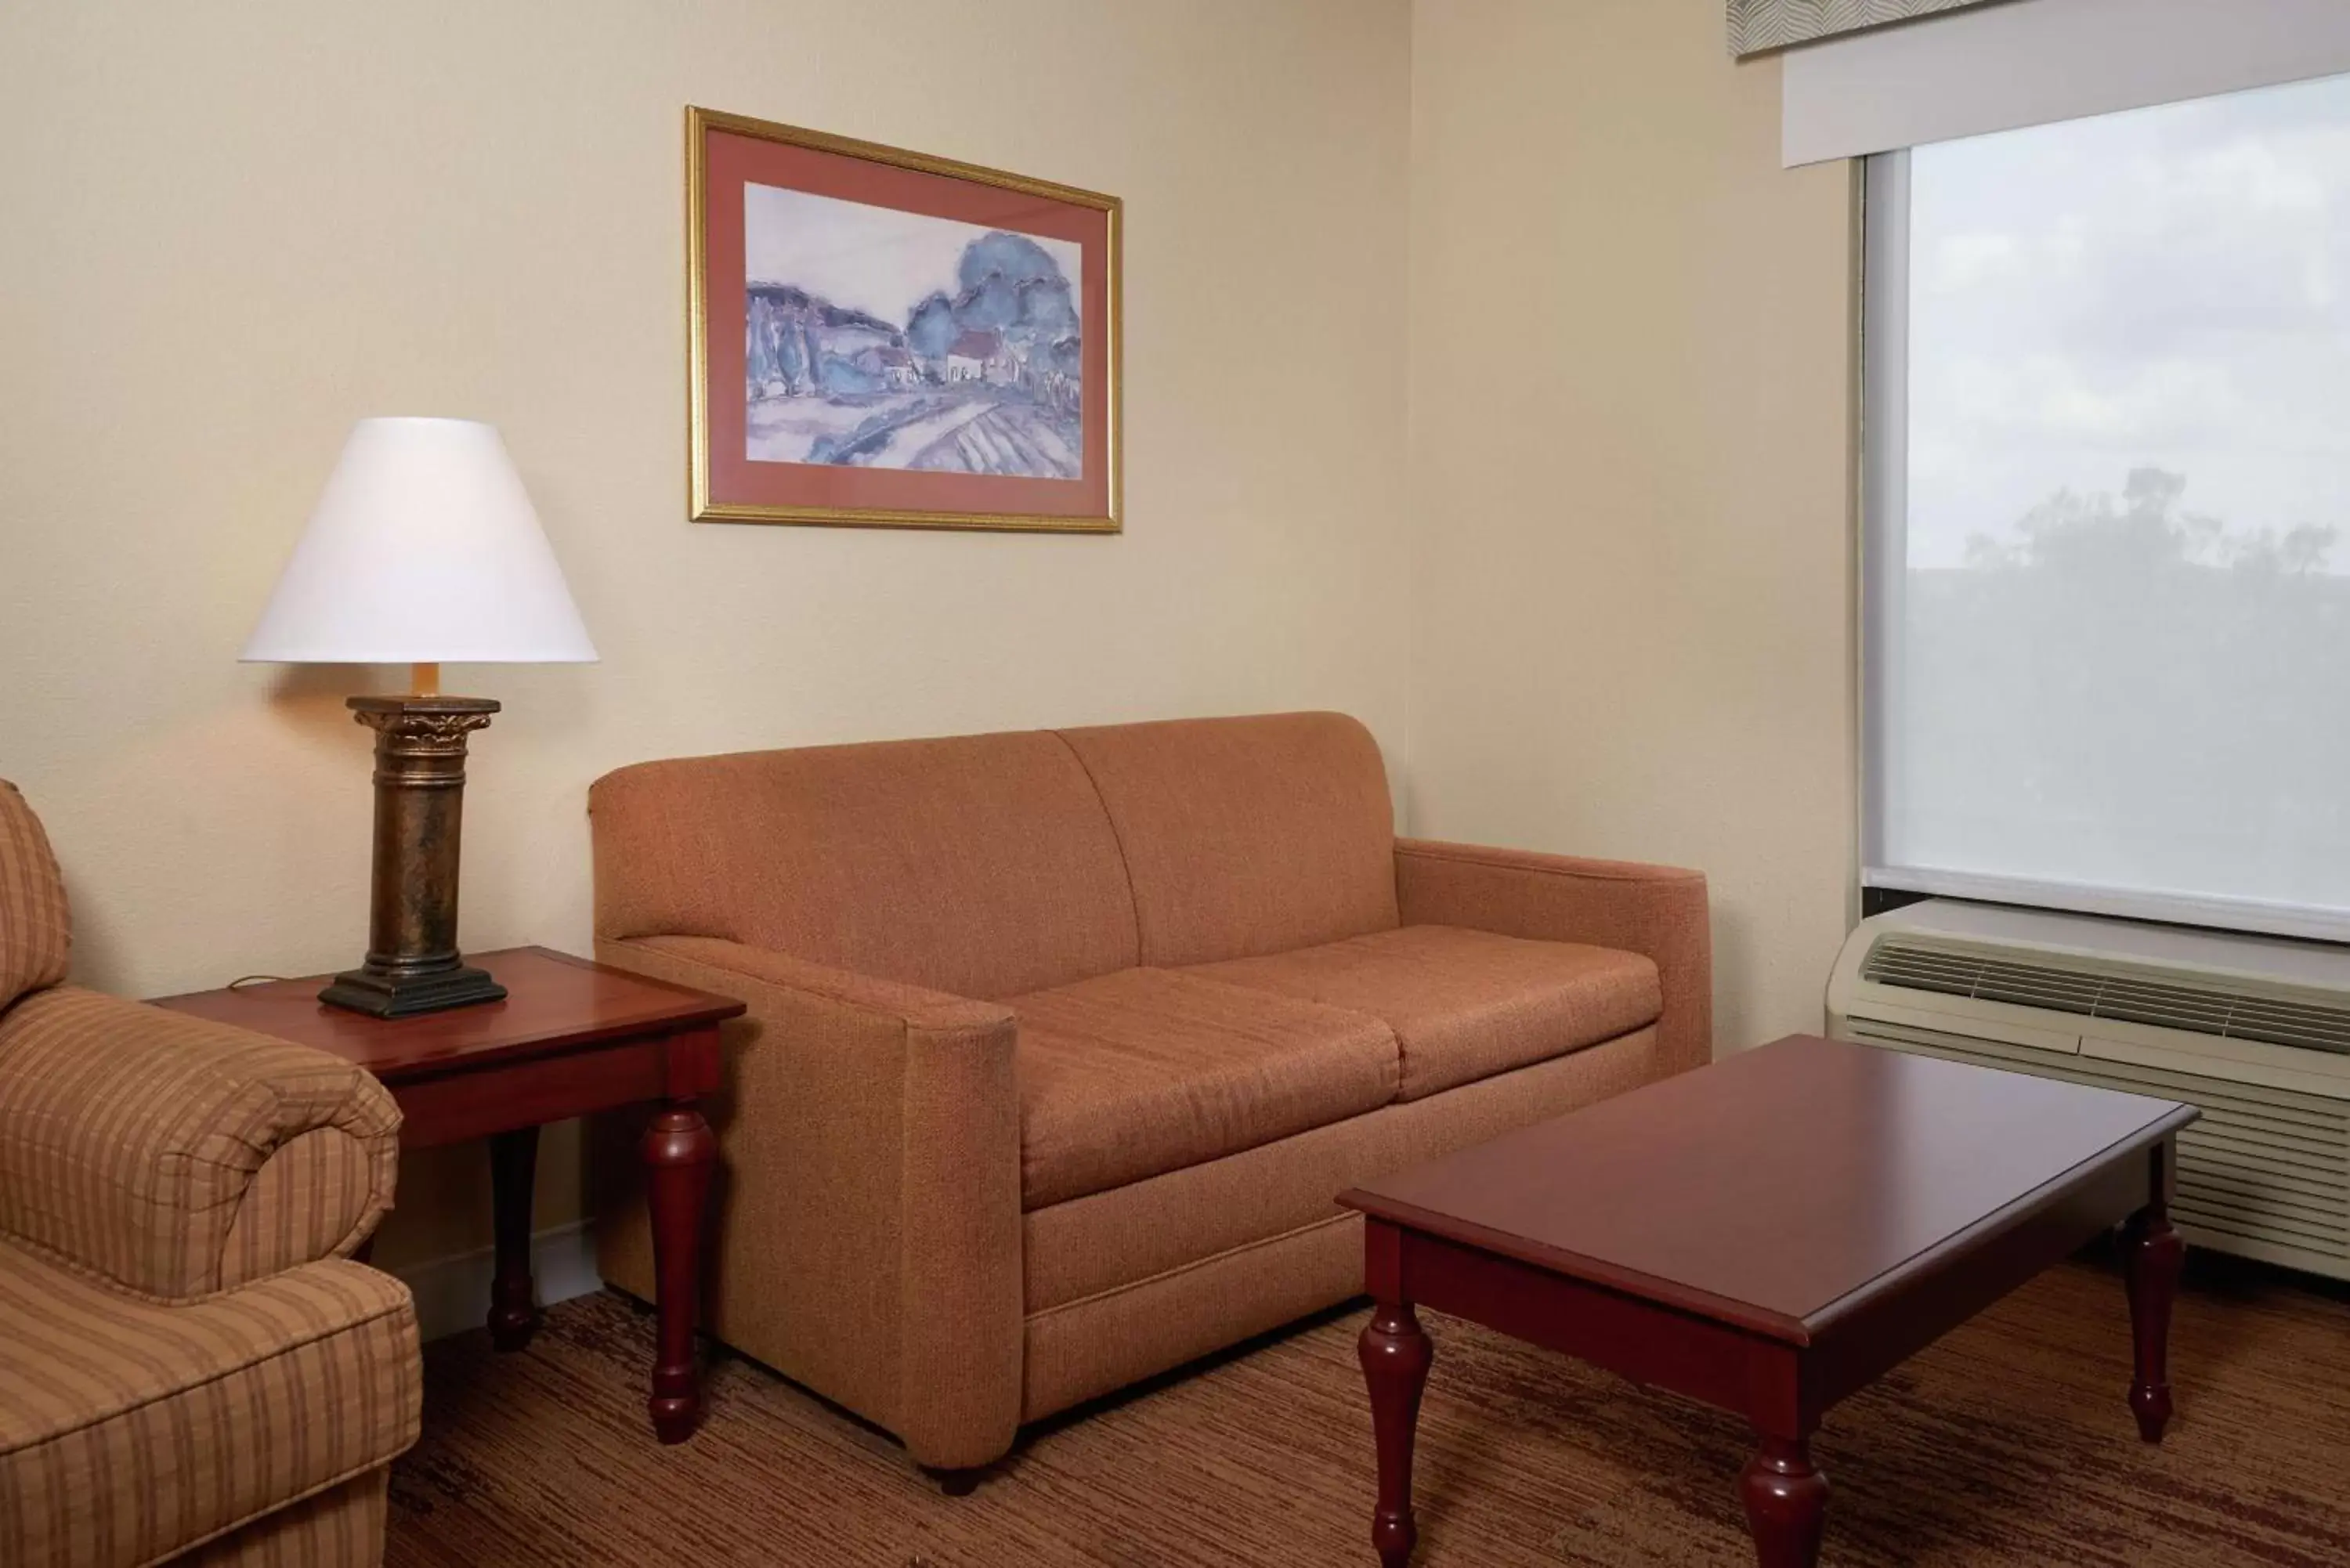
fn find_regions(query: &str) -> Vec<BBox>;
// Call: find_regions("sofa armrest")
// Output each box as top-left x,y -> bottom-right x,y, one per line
0,985 -> 400,1299
1394,839 -> 1713,1077
595,934 -> 1024,1470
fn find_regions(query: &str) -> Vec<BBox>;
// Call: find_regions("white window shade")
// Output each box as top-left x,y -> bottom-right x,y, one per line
1785,0 -> 2350,167
1731,0 -> 2004,60
1863,77 -> 2350,943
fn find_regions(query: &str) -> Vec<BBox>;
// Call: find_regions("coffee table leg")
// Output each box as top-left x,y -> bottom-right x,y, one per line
2120,1148 -> 2185,1443
1740,1435 -> 1828,1568
486,1127 -> 539,1351
1360,1299 -> 1432,1568
643,1102 -> 716,1443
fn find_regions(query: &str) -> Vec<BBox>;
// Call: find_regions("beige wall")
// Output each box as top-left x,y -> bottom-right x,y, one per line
1403,0 -> 1859,1050
2,0 -> 1861,1271
0,0 -> 1415,1263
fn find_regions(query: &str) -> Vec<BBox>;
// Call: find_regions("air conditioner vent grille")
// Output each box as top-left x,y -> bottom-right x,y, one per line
1842,1017 -> 2350,1265
1860,937 -> 2350,1056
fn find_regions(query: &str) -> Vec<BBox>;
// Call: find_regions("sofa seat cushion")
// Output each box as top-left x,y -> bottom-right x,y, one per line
1188,924 -> 1661,1101
1012,968 -> 1400,1209
0,1241 -> 420,1568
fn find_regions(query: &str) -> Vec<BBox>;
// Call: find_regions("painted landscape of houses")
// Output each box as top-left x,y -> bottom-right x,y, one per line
740,189 -> 1087,479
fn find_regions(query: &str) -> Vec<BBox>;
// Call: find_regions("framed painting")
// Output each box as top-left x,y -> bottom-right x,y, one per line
686,107 -> 1121,533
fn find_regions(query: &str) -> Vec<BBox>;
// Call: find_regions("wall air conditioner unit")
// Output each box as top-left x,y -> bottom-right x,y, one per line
1828,898 -> 2350,1281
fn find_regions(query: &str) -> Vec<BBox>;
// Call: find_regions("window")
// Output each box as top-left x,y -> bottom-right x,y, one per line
1864,72 -> 2350,941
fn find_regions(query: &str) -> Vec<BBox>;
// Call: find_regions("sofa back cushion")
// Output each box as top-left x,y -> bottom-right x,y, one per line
0,781 -> 70,1010
591,731 -> 1139,1000
1056,713 -> 1399,967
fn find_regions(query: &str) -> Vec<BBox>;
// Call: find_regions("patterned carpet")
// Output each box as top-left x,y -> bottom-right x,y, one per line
385,1248 -> 2350,1566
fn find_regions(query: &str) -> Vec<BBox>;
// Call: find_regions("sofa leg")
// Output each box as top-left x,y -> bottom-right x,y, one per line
924,1465 -> 984,1498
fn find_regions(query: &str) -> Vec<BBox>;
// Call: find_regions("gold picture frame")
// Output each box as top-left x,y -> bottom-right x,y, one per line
687,107 -> 1123,533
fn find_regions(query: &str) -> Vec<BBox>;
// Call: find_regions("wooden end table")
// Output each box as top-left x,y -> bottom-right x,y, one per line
154,945 -> 745,1444
1338,1033 -> 2197,1567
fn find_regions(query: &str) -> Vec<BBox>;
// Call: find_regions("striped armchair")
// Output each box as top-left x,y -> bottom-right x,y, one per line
0,781 -> 421,1567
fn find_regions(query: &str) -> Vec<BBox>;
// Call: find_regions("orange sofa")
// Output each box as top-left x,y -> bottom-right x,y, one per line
588,712 -> 1708,1472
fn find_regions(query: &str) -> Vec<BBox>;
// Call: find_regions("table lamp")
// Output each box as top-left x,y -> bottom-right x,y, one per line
244,417 -> 598,1017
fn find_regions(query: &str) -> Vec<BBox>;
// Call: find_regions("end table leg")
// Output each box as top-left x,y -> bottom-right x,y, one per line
2121,1151 -> 2186,1443
1360,1299 -> 1433,1568
486,1127 -> 540,1351
1740,1435 -> 1828,1568
644,1103 -> 716,1444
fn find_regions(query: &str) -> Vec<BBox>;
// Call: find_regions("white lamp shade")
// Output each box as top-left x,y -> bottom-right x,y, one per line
242,417 -> 598,663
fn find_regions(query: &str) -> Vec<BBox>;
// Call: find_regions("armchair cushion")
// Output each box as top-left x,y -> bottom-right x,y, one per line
0,1240 -> 419,1568
1188,923 -> 1662,1101
0,779 -> 70,1011
1011,967 -> 1401,1208
0,987 -> 400,1299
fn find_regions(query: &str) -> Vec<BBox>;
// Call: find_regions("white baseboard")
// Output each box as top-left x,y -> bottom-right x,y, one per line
388,1221 -> 605,1344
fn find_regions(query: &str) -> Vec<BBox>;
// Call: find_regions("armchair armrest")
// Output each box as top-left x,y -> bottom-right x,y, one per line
593,934 -> 1023,1470
0,985 -> 400,1299
1395,839 -> 1712,1076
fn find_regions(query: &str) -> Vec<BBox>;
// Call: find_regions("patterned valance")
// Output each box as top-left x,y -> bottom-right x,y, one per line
1730,0 -> 2008,58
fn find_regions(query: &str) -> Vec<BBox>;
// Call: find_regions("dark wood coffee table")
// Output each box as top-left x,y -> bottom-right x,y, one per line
154,946 -> 743,1443
1337,1033 -> 2197,1567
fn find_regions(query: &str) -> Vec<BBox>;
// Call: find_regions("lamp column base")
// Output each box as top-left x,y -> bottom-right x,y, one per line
321,694 -> 506,1019
320,960 -> 508,1018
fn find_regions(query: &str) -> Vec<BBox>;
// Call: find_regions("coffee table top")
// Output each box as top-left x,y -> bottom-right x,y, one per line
1340,1034 -> 2194,1345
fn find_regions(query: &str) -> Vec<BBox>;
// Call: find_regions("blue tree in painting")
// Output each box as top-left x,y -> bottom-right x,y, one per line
906,292 -> 958,364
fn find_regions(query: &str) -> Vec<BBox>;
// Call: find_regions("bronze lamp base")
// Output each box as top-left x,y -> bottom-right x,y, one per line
319,956 -> 507,1018
322,693 -> 508,1018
